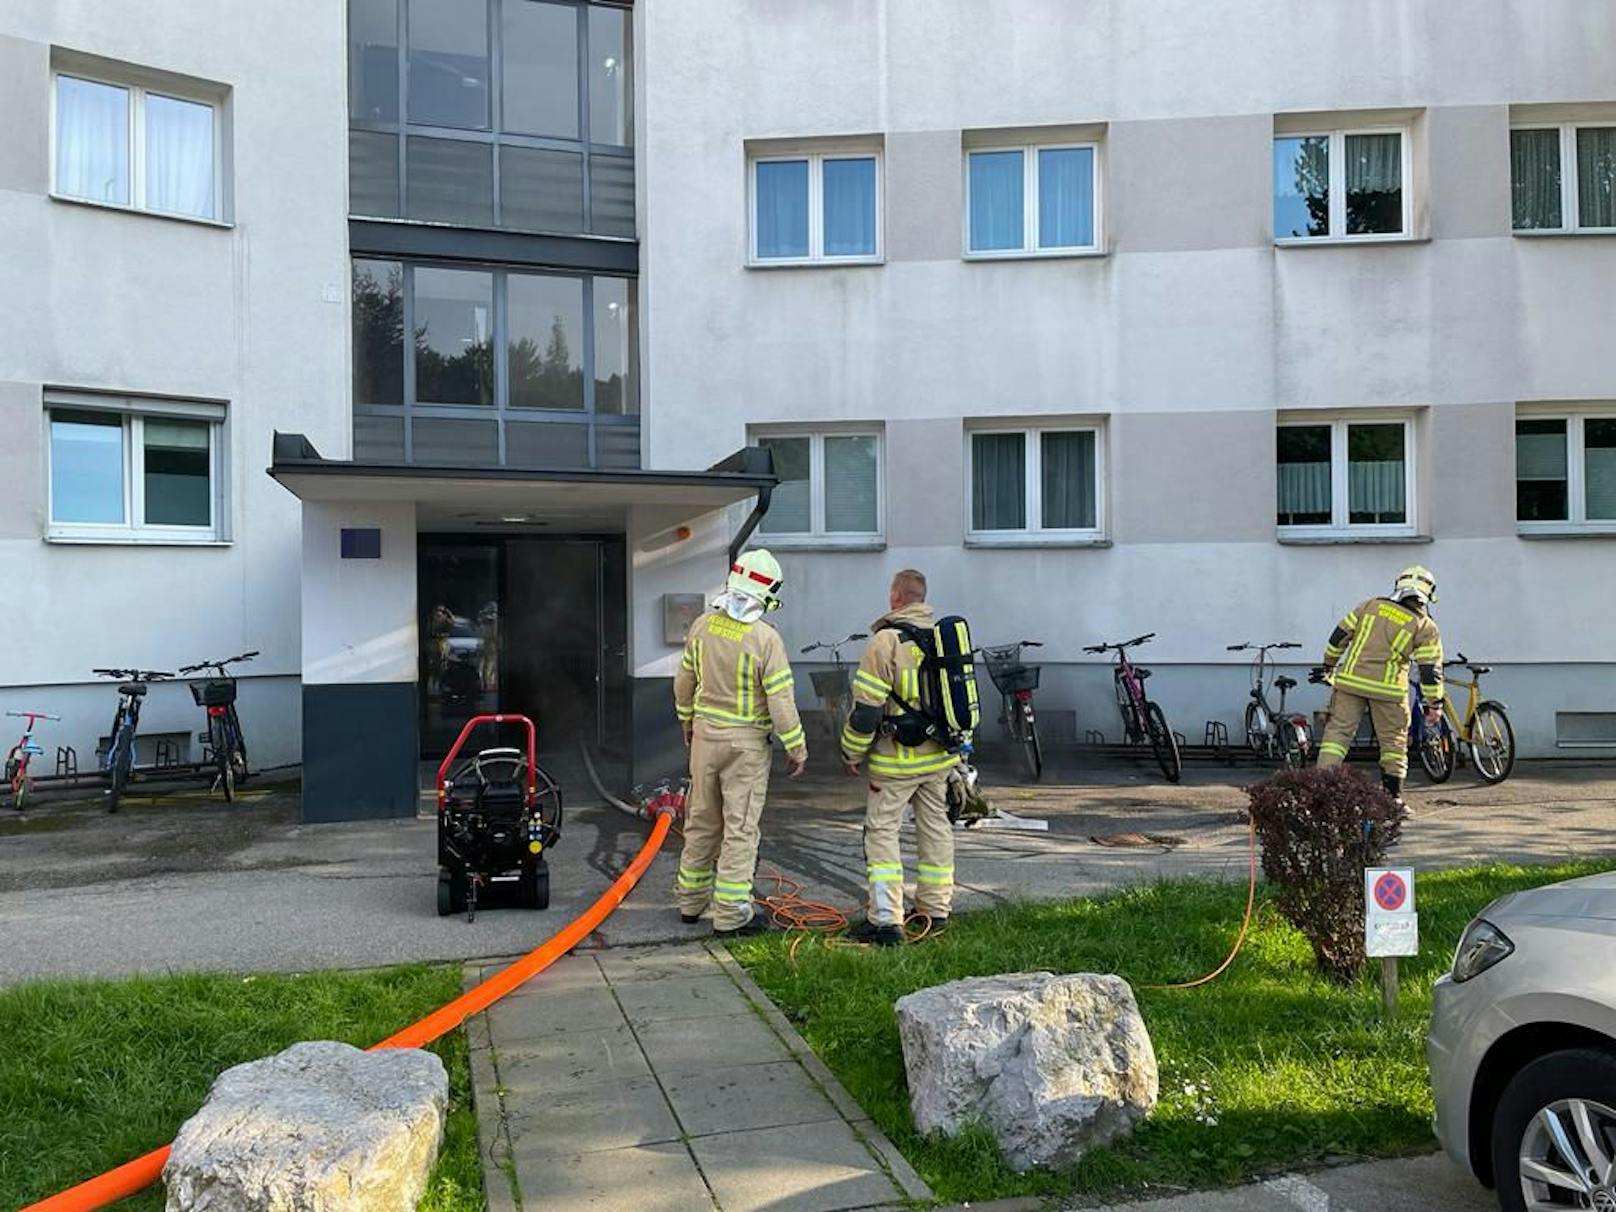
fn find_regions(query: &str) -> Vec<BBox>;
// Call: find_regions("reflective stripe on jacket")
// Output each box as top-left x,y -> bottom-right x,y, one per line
840,602 -> 959,780
674,612 -> 806,756
1322,597 -> 1444,702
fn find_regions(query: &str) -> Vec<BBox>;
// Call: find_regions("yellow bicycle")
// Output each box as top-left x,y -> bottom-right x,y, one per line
1413,653 -> 1516,785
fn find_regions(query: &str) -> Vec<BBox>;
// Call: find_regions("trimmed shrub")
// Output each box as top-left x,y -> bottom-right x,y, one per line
1246,765 -> 1406,982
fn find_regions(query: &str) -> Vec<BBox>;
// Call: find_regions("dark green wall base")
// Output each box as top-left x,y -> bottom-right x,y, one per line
302,682 -> 420,823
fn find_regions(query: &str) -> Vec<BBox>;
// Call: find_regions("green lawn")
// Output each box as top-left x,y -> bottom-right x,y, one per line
0,966 -> 483,1212
733,861 -> 1610,1204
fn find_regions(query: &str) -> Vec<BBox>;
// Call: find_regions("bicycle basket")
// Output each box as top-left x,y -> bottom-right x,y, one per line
190,679 -> 237,708
986,662 -> 1040,695
809,669 -> 852,700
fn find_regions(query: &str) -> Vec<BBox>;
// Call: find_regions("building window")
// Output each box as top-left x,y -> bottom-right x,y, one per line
1273,127 -> 1409,241
965,143 -> 1098,256
750,430 -> 882,541
1516,412 -> 1616,531
46,395 -> 226,542
352,258 -> 638,469
749,152 -> 880,264
1276,417 -> 1415,535
1511,124 -> 1616,232
52,64 -> 226,222
967,425 -> 1102,540
347,0 -> 633,236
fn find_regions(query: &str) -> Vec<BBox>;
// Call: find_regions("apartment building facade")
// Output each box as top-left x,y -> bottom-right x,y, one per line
2,1 -> 1613,820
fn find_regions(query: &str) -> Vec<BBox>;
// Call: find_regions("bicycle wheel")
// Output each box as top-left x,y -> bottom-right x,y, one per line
1021,704 -> 1044,781
1243,701 -> 1269,757
1470,703 -> 1517,785
1145,702 -> 1182,783
1282,718 -> 1311,769
1417,715 -> 1456,783
11,772 -> 28,813
210,718 -> 235,802
106,737 -> 133,814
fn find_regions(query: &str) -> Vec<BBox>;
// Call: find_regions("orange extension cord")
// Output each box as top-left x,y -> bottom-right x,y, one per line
23,812 -> 675,1212
1143,814 -> 1259,991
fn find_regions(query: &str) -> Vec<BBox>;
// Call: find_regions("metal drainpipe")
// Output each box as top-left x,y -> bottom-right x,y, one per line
728,483 -> 774,567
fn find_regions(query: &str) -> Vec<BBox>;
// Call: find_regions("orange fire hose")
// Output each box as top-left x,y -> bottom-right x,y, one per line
24,811 -> 674,1212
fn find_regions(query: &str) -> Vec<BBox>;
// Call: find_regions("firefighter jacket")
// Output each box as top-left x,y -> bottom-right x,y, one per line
840,603 -> 960,780
674,611 -> 806,757
1322,597 -> 1444,703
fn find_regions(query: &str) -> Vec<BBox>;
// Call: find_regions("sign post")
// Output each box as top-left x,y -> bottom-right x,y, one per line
1365,868 -> 1417,1018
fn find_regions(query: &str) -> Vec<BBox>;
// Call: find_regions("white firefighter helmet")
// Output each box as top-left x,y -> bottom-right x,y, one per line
1393,564 -> 1437,605
728,548 -> 784,612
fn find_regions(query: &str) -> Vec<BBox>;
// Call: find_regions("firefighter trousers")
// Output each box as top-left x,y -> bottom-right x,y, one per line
863,772 -> 955,927
676,726 -> 770,931
1316,687 -> 1410,779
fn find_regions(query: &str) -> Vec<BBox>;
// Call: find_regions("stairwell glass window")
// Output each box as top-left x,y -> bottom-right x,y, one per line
53,66 -> 225,221
965,144 -> 1098,256
45,394 -> 226,543
750,153 -> 880,264
751,430 -> 882,543
968,426 -> 1103,541
1516,412 -> 1616,532
1511,124 -> 1616,232
1277,417 -> 1415,536
1273,127 -> 1409,241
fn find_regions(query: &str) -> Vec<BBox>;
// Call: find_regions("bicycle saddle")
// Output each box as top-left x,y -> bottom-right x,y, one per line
120,683 -> 149,697
1274,675 -> 1297,690
1134,667 -> 1152,679
1467,664 -> 1491,675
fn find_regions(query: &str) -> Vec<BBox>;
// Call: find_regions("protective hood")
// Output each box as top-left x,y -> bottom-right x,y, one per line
873,602 -> 936,632
715,591 -> 767,624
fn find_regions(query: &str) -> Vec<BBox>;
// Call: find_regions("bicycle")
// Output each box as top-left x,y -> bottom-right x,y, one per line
179,651 -> 259,803
800,633 -> 867,742
1084,633 -> 1182,783
5,709 -> 61,812
1413,653 -> 1516,785
977,640 -> 1045,780
93,667 -> 174,813
1226,641 -> 1313,768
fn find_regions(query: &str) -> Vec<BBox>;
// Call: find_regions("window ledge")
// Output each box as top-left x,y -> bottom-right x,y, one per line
1518,527 -> 1616,540
1277,532 -> 1431,546
45,533 -> 231,547
1274,235 -> 1429,249
51,193 -> 233,230
965,536 -> 1112,550
753,538 -> 886,553
1512,228 -> 1616,239
747,258 -> 884,271
964,248 -> 1107,262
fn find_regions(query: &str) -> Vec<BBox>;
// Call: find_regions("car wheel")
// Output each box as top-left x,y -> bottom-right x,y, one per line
1490,1047 -> 1616,1212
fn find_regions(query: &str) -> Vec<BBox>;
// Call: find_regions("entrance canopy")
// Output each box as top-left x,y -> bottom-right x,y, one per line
270,433 -> 774,543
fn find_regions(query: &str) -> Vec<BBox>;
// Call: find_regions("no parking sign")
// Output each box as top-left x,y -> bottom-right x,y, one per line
1365,868 -> 1418,958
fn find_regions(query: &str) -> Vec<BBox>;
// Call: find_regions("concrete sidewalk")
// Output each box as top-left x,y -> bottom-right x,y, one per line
465,942 -> 931,1212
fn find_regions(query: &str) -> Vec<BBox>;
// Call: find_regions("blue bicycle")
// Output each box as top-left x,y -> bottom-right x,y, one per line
94,667 -> 173,813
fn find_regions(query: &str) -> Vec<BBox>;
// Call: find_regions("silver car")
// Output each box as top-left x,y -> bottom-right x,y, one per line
1428,871 -> 1616,1211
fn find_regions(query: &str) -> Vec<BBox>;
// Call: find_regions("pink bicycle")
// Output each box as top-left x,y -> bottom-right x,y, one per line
1084,633 -> 1182,783
5,709 -> 60,812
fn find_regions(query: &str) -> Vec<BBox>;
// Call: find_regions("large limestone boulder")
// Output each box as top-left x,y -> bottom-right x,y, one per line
895,971 -> 1158,1171
164,1040 -> 448,1212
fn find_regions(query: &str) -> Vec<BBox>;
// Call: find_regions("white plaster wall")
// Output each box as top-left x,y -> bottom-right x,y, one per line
300,502 -> 418,687
0,1 -> 349,768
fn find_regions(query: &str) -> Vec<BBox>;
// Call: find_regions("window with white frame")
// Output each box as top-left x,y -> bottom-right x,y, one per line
1510,123 -> 1616,232
1276,417 -> 1415,535
967,425 -> 1103,539
752,430 -> 882,540
46,394 -> 226,542
1516,411 -> 1616,530
52,59 -> 226,221
965,143 -> 1099,255
1273,127 -> 1410,241
749,150 -> 880,264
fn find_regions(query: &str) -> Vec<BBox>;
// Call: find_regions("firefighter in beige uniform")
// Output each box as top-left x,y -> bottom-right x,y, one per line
840,570 -> 957,948
673,549 -> 806,937
1314,564 -> 1444,801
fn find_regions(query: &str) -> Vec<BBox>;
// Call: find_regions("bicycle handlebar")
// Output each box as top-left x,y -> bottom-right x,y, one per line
92,668 -> 173,681
178,651 -> 260,675
800,633 -> 867,655
1086,633 -> 1155,654
7,710 -> 61,721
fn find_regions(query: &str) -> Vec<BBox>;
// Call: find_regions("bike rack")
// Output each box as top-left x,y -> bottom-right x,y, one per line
1084,730 -> 1106,746
1203,721 -> 1234,765
55,746 -> 77,780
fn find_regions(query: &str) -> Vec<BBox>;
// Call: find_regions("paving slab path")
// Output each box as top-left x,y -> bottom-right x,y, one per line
466,942 -> 931,1212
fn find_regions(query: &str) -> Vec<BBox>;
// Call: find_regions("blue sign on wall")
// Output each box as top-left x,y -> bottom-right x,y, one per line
340,527 -> 382,559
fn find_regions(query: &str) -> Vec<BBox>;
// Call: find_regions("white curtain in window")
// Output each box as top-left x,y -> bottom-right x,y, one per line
1587,421 -> 1616,520
1040,431 -> 1095,528
1511,129 -> 1563,230
1346,133 -> 1401,193
1516,429 -> 1568,479
1037,148 -> 1094,249
1577,127 -> 1616,228
971,433 -> 1026,530
1277,462 -> 1331,516
824,436 -> 878,532
1348,460 -> 1406,514
821,158 -> 876,257
755,160 -> 809,259
145,94 -> 215,218
56,76 -> 130,204
968,151 -> 1024,251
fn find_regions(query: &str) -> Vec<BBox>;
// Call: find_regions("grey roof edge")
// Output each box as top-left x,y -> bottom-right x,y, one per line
268,432 -> 776,489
